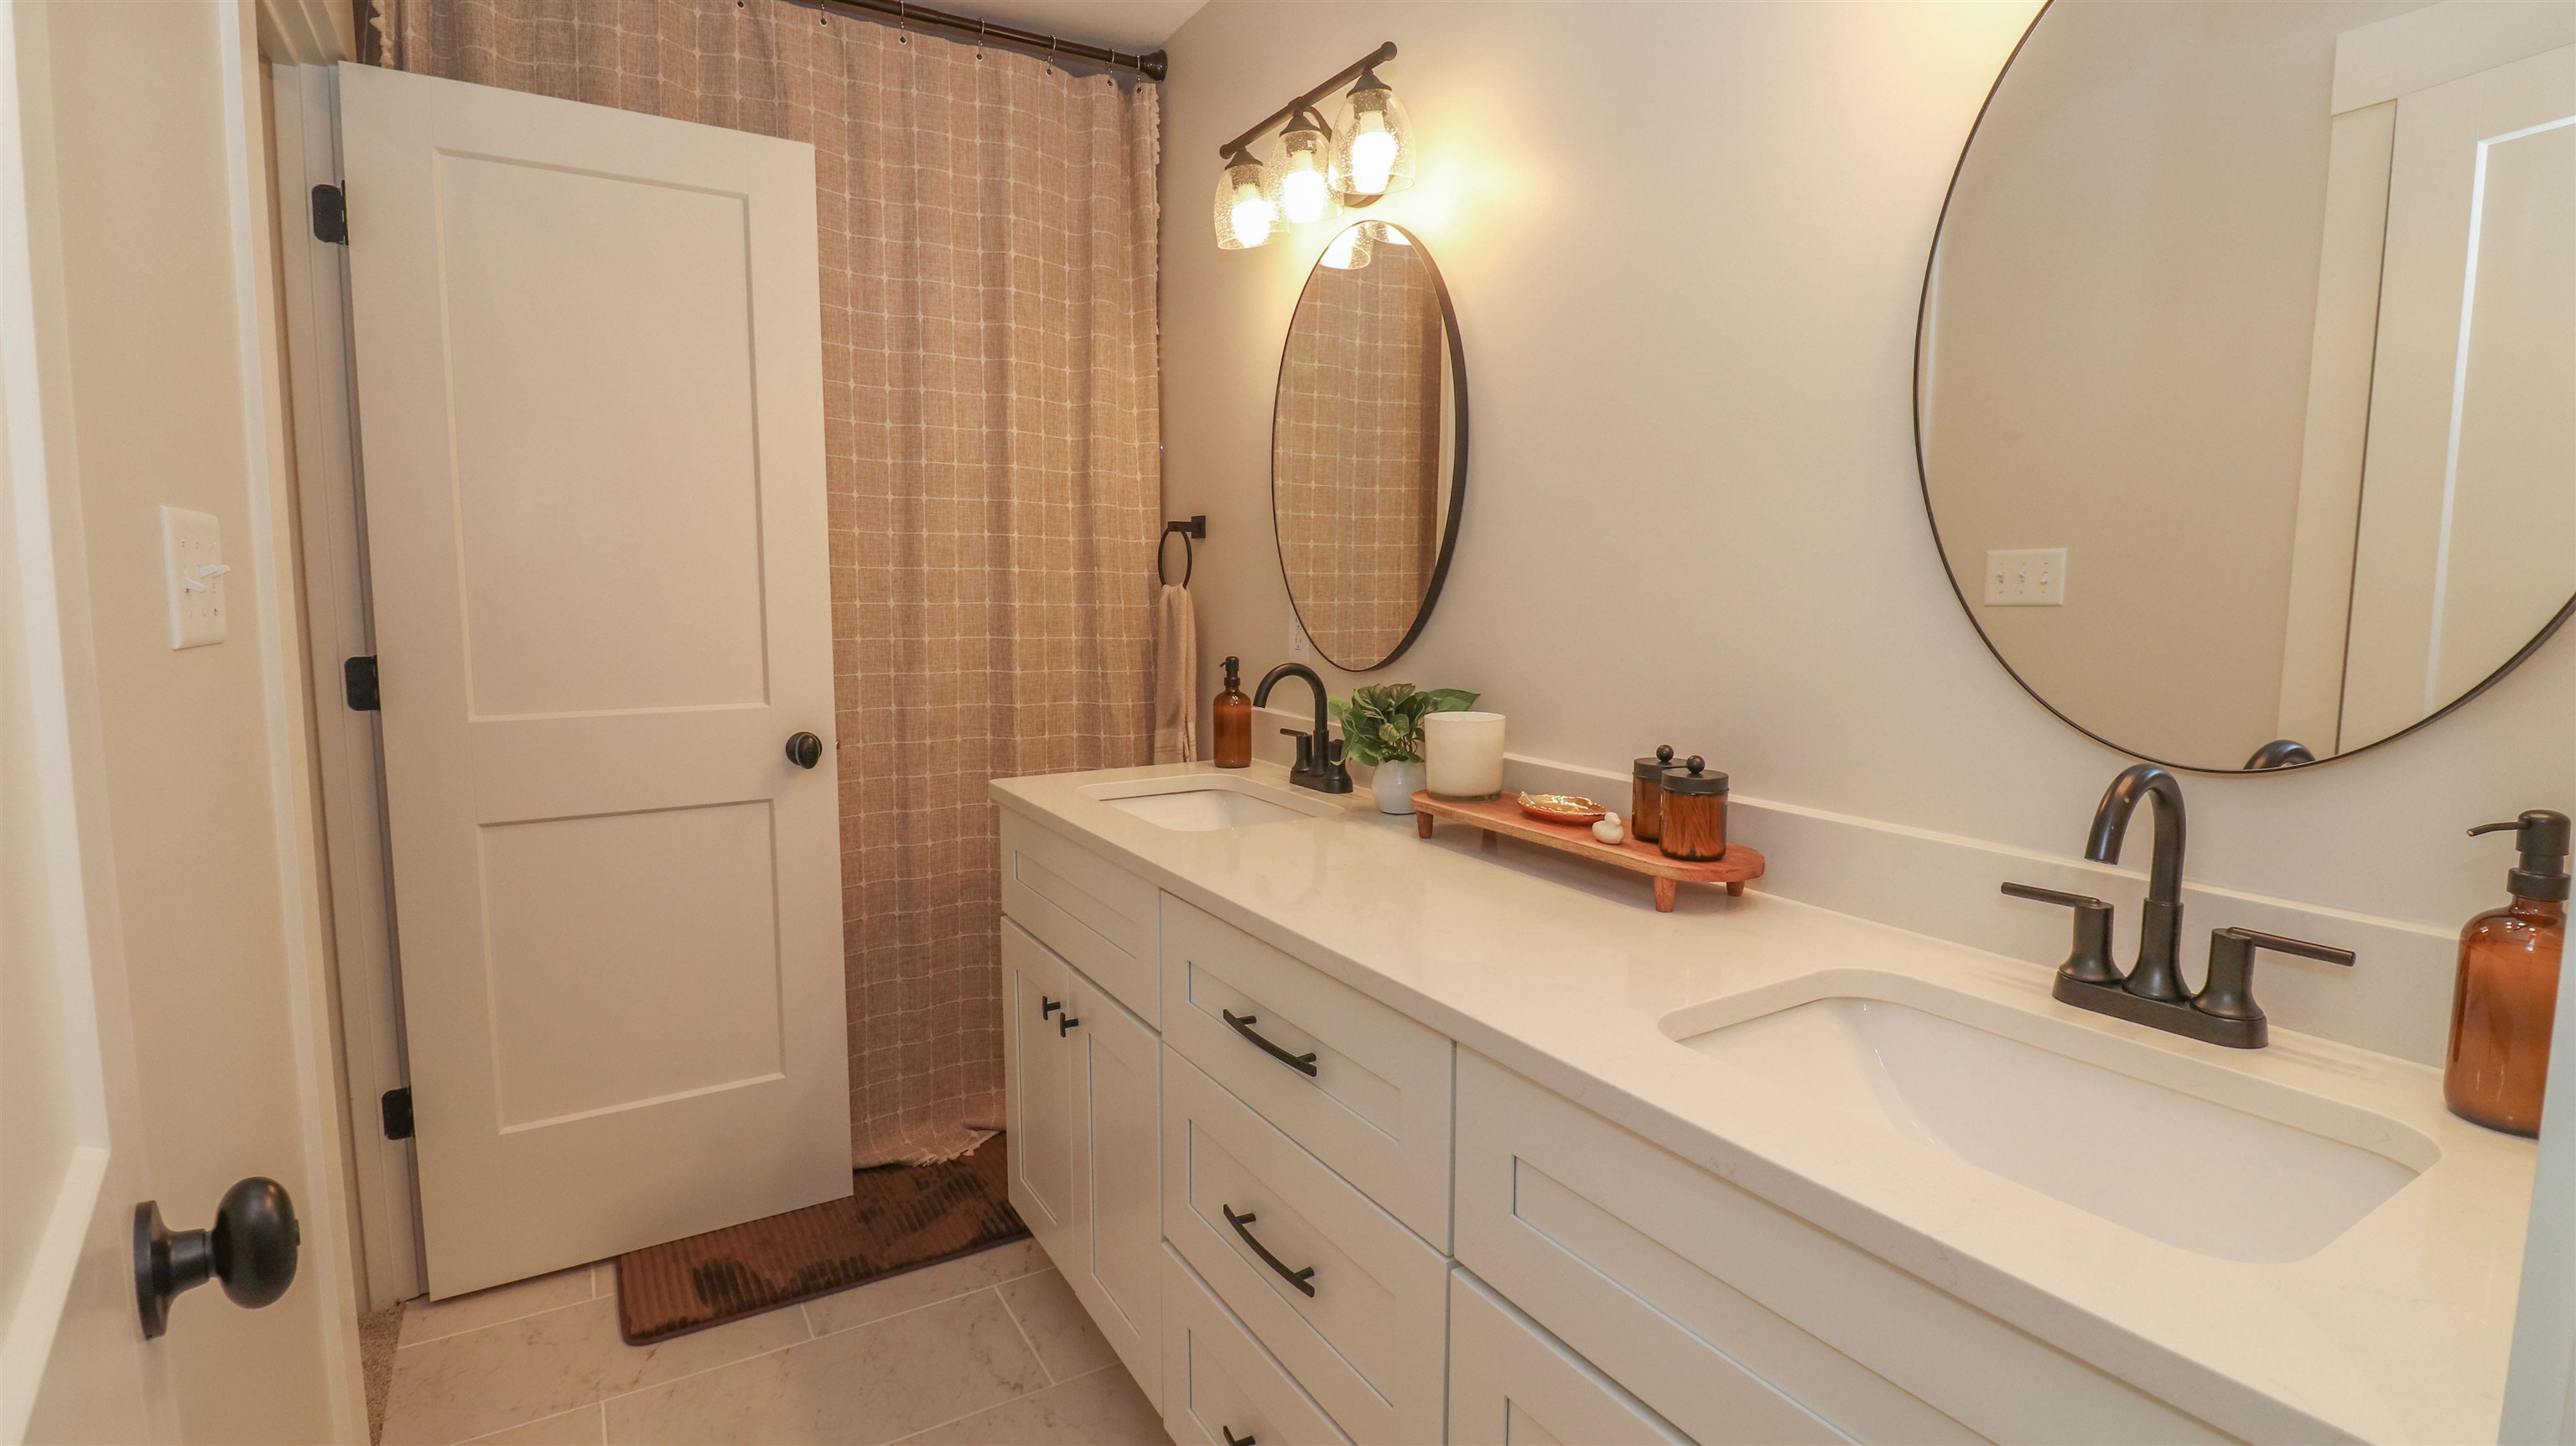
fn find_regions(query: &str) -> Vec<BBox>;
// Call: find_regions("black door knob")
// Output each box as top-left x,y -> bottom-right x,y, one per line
134,1177 -> 300,1339
786,731 -> 823,769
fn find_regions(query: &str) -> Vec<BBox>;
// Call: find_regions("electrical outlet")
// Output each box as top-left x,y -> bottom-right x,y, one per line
1286,616 -> 1311,663
1984,548 -> 2066,606
160,506 -> 231,648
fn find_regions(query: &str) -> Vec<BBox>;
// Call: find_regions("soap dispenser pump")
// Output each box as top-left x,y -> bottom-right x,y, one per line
1213,656 -> 1251,769
2444,809 -> 2569,1136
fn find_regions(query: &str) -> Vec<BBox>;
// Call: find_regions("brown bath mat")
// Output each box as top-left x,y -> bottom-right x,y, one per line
614,1132 -> 1027,1344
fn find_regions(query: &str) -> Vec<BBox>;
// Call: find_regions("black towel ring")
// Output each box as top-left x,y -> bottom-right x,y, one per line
1158,516 -> 1206,588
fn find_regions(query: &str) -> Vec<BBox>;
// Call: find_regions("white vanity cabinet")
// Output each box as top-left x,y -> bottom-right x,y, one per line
997,796 -> 2256,1446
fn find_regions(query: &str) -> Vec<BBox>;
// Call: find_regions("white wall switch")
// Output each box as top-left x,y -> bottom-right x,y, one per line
1286,616 -> 1311,663
160,505 -> 231,648
1983,548 -> 2066,606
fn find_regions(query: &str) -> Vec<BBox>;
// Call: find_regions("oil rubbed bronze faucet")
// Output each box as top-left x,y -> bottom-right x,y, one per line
2004,763 -> 2353,1048
1254,662 -> 1352,794
2086,763 -> 2191,1001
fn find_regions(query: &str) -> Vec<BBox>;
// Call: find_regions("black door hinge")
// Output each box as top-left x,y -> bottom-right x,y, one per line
344,655 -> 379,711
311,183 -> 347,244
381,1087 -> 414,1141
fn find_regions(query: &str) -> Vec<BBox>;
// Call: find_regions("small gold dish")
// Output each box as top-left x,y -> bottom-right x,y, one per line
1518,793 -> 1607,824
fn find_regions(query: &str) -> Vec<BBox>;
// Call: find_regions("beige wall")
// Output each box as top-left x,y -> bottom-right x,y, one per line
1160,0 -> 2576,1061
14,0 -> 353,1436
1924,0 -> 2417,767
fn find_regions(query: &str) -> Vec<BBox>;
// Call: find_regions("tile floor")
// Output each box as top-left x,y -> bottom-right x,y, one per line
379,1239 -> 1171,1445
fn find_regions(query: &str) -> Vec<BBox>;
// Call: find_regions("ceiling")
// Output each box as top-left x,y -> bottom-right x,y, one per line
942,0 -> 1208,53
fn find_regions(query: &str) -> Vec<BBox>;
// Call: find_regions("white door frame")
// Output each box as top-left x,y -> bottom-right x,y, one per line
267,58 -> 426,1312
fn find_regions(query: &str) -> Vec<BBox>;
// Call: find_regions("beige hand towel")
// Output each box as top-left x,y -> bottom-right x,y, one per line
1152,583 -> 1198,763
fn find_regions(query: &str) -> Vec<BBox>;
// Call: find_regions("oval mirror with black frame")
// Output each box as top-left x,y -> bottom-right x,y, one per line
1918,0 -> 2573,772
1272,220 -> 1467,672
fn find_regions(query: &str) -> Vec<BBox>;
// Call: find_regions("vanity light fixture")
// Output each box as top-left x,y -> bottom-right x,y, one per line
1212,41 -> 1405,252
1268,109 -> 1337,226
1330,65 -> 1414,202
1213,147 -> 1281,249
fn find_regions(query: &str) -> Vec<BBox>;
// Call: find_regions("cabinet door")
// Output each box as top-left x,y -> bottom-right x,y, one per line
1067,970 -> 1163,1400
1449,1267 -> 1687,1446
1004,920 -> 1075,1247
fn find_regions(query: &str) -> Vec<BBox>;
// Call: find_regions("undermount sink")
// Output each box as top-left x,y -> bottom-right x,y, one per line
1666,976 -> 2429,1263
1083,774 -> 1340,832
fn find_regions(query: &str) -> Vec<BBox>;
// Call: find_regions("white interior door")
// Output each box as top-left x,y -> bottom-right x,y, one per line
7,5 -> 354,1437
2340,43 -> 2576,744
337,62 -> 851,1298
2,179 -> 169,1446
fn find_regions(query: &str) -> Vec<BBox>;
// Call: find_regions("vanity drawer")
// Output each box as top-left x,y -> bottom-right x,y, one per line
1160,895 -> 1452,1245
1001,810 -> 1160,1024
1448,1267 -> 1686,1446
1164,1051 -> 1447,1446
1162,1244 -> 1351,1446
1455,1051 -> 2225,1446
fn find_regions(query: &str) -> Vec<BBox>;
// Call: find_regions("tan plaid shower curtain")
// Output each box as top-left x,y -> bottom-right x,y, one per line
388,0 -> 1162,1166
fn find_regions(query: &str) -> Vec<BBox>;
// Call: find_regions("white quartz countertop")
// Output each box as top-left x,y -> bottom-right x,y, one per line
992,762 -> 2538,1444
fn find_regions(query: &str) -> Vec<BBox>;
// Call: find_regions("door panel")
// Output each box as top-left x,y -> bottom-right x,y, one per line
1005,921 -> 1077,1244
338,61 -> 848,1297
1069,969 -> 1161,1399
438,152 -> 770,719
479,803 -> 784,1128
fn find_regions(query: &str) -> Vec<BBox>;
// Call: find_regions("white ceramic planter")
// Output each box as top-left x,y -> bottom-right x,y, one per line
1373,758 -> 1426,814
1423,711 -> 1506,798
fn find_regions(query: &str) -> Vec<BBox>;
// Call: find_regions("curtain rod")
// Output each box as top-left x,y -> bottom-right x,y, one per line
809,0 -> 1169,81
1218,41 -> 1394,159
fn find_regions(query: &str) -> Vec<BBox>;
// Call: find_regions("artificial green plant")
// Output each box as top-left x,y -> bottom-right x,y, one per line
1328,684 -> 1480,767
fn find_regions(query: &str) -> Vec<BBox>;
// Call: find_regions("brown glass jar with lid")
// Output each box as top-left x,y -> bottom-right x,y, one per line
1631,745 -> 1677,844
1659,757 -> 1729,862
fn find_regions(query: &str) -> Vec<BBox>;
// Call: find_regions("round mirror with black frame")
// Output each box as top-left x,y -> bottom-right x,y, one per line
1272,220 -> 1467,672
1917,0 -> 2573,773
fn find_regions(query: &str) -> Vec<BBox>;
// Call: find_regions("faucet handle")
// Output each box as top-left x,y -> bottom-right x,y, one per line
1279,727 -> 1316,773
2196,927 -> 2352,1037
2002,882 -> 2121,986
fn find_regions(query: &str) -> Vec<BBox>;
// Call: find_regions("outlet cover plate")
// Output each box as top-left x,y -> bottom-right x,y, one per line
1984,548 -> 2066,607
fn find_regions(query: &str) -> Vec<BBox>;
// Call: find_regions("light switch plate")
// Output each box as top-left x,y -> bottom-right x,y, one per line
1984,548 -> 2066,606
160,505 -> 229,648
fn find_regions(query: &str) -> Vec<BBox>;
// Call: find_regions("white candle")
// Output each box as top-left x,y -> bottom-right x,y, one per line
1423,711 -> 1506,798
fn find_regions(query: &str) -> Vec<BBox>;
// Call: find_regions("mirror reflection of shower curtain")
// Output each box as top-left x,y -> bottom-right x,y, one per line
391,0 -> 1163,1167
2339,45 -> 2575,747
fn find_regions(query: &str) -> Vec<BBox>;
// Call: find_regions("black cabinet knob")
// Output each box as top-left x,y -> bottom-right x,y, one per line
134,1177 -> 300,1339
786,732 -> 823,769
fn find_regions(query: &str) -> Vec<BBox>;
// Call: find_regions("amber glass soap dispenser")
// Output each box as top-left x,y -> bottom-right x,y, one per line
2445,809 -> 2569,1136
1213,655 -> 1251,769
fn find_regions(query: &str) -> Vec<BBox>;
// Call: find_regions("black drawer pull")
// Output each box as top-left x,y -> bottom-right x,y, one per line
1221,1009 -> 1317,1078
1220,1205 -> 1316,1297
1041,996 -> 1062,1019
1223,1431 -> 1255,1446
1058,1014 -> 1080,1036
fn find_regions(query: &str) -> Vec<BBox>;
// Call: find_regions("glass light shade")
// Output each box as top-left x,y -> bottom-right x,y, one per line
1265,119 -> 1336,226
1212,155 -> 1280,250
1330,76 -> 1415,200
1318,221 -> 1374,270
